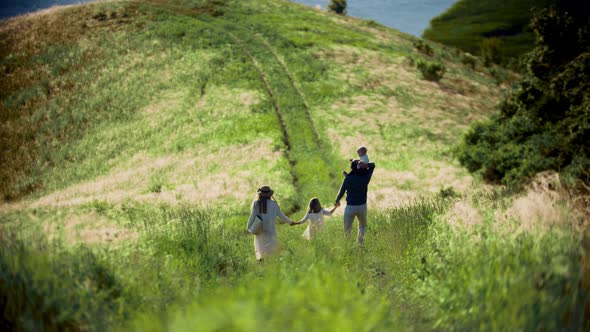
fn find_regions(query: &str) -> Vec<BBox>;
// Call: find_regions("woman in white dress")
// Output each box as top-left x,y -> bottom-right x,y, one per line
246,186 -> 294,261
294,197 -> 338,240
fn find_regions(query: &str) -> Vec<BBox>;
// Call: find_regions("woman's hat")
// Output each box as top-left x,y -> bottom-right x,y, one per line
257,186 -> 274,198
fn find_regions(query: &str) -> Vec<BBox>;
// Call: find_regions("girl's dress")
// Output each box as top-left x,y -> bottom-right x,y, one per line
246,199 -> 292,260
299,209 -> 332,240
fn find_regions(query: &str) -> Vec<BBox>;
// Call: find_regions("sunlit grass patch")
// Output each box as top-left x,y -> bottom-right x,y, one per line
27,135 -> 293,209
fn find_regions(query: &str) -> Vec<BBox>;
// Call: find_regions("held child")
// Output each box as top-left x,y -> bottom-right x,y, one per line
343,146 -> 370,176
294,197 -> 338,240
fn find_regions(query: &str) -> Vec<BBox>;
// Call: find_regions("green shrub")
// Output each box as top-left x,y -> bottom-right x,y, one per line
438,186 -> 460,199
413,39 -> 434,56
328,0 -> 347,15
417,60 -> 446,82
488,66 -> 508,85
363,19 -> 379,28
481,37 -> 502,66
461,53 -> 478,69
147,172 -> 166,193
458,2 -> 590,186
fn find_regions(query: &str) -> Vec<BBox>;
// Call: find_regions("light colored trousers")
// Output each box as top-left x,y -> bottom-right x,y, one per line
343,204 -> 367,244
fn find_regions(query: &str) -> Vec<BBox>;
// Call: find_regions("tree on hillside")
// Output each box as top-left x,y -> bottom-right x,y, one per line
328,0 -> 346,15
457,0 -> 590,186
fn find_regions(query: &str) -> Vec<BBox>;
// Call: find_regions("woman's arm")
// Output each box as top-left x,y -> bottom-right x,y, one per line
276,205 -> 294,225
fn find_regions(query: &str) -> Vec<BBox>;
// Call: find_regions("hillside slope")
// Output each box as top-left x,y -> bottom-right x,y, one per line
423,0 -> 553,62
1,0 -> 506,212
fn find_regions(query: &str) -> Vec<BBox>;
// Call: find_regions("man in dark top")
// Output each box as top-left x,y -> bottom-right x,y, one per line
334,160 -> 376,244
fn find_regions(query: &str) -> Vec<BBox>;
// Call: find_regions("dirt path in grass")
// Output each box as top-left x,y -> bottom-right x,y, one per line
224,31 -> 302,211
257,36 -> 338,180
207,21 -> 340,211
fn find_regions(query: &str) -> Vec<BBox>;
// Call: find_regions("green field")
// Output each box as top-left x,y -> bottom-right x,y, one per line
1,0 -> 588,330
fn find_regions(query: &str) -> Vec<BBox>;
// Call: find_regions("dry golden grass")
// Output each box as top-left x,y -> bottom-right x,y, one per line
0,0 -> 133,59
314,43 -> 502,206
11,137 -> 288,209
40,210 -> 135,245
442,172 -> 590,233
499,172 -> 589,232
29,153 -> 175,208
320,45 -> 500,114
445,199 -> 484,227
63,211 -> 136,244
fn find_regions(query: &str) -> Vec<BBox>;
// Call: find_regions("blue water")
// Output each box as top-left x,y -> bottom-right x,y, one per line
291,0 -> 456,36
0,0 -> 92,20
0,0 -> 456,37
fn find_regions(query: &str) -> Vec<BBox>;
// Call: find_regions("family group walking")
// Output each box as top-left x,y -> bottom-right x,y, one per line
246,147 -> 375,261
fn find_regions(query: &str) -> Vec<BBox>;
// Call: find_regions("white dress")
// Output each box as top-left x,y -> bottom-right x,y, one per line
246,199 -> 292,260
299,209 -> 332,240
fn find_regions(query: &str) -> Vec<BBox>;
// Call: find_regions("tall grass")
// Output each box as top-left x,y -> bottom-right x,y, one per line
127,199 -> 450,331
403,221 -> 587,330
1,203 -> 251,330
2,196 -> 587,330
0,229 -> 130,331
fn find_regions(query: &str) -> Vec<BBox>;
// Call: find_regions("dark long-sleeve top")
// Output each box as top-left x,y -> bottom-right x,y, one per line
335,162 -> 375,206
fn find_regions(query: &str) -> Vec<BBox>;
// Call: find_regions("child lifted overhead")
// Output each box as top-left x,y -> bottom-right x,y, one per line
293,197 -> 338,240
343,146 -> 370,176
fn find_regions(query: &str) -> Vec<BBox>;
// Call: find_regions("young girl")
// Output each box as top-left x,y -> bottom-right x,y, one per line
294,197 -> 338,240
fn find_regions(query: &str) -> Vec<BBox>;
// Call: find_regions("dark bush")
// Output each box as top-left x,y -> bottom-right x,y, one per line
363,19 -> 379,28
480,37 -> 502,66
461,53 -> 478,69
413,39 -> 434,56
488,67 -> 508,85
458,1 -> 590,186
417,60 -> 446,82
328,0 -> 347,15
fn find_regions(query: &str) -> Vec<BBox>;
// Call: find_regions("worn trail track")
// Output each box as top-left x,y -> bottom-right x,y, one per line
199,18 -> 339,211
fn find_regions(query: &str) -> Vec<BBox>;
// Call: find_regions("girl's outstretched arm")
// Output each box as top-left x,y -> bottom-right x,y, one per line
328,205 -> 338,214
323,206 -> 338,216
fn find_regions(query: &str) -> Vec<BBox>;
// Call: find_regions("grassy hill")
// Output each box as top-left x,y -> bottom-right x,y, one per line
0,0 -> 509,210
423,0 -> 553,63
1,0 -> 587,331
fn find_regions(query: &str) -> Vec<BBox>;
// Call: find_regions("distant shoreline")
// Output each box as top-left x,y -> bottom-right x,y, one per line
0,0 -> 96,21
1,0 -> 456,37
290,0 -> 456,37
